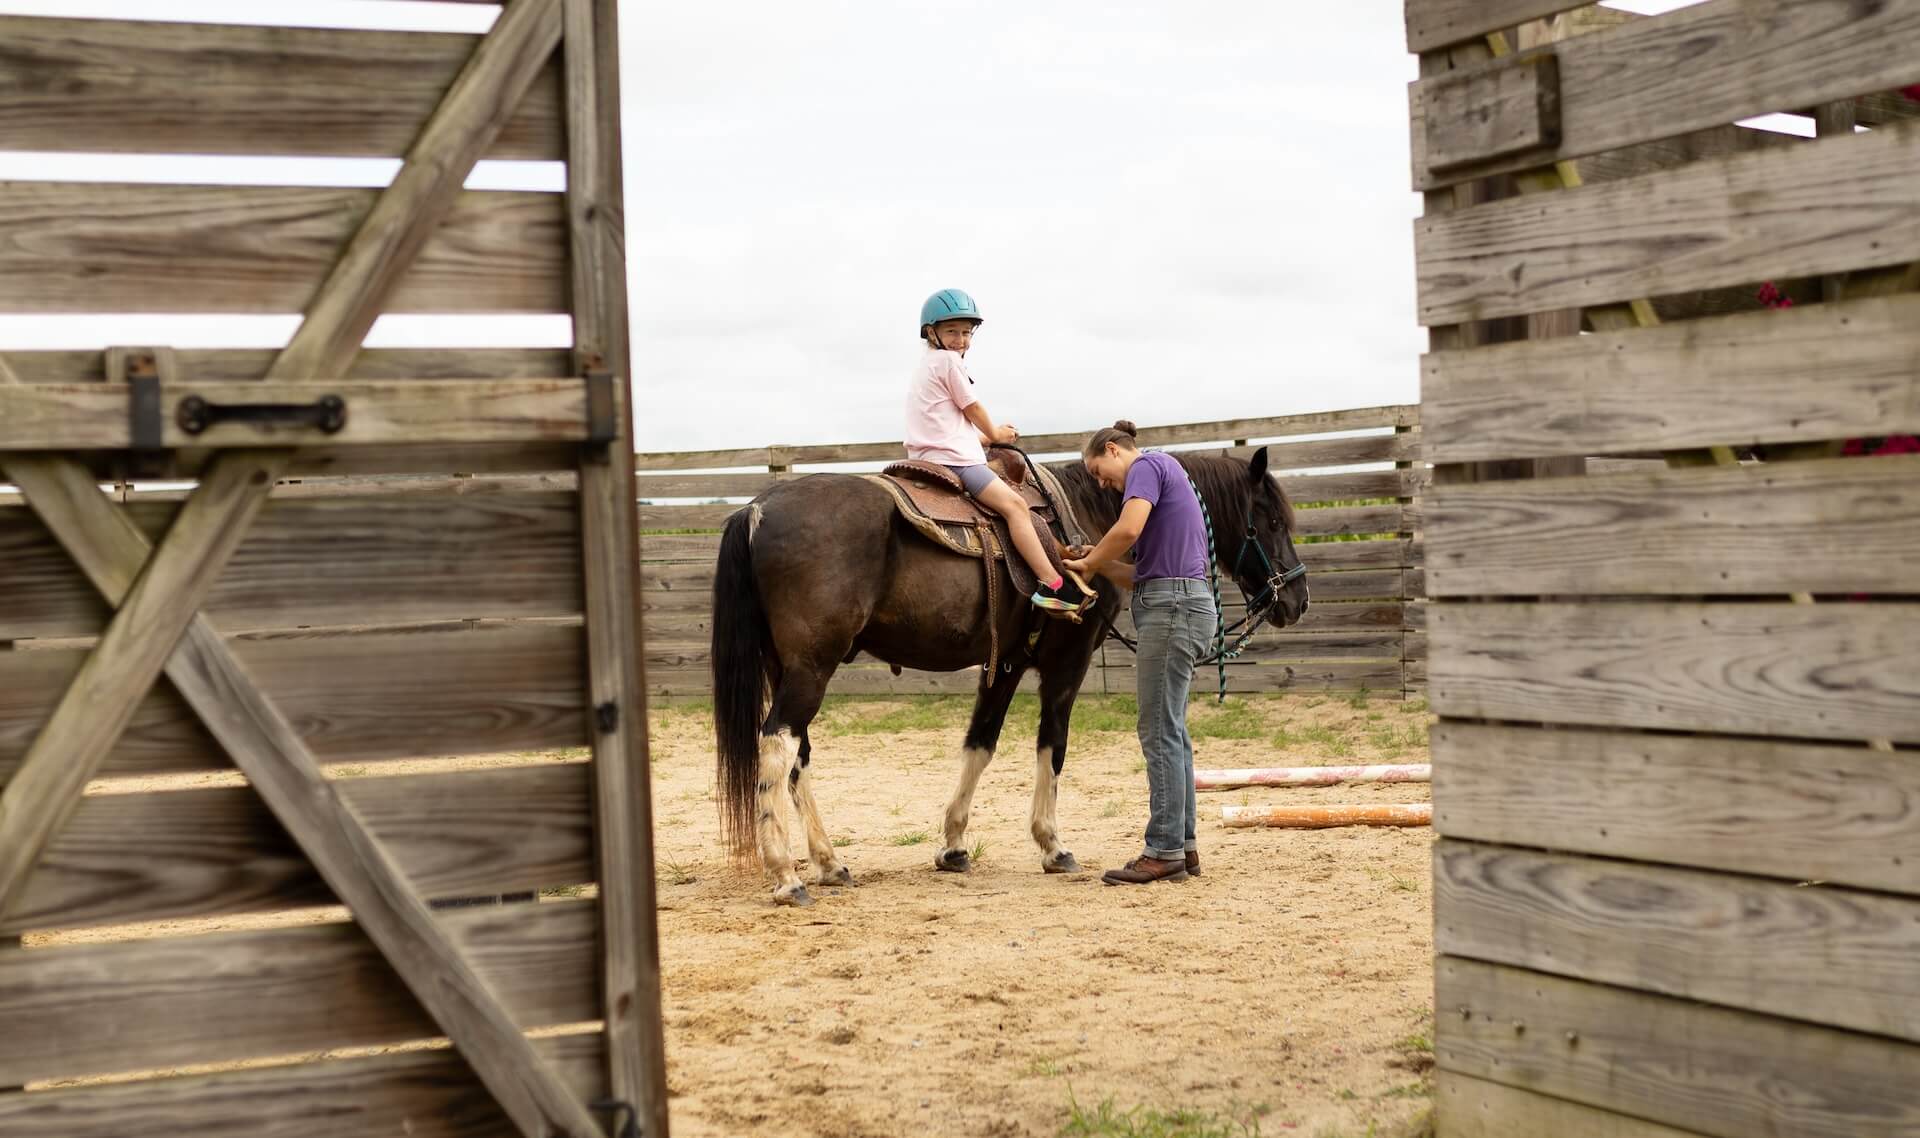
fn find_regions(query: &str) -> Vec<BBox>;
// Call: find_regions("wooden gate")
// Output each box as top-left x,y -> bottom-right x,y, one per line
0,3 -> 667,1135
1409,3 -> 1920,1135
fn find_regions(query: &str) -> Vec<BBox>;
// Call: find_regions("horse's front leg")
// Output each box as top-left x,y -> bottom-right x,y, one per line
1031,626 -> 1103,874
936,665 -> 1027,872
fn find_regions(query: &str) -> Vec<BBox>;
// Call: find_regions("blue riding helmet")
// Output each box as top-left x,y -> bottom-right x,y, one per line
920,288 -> 982,333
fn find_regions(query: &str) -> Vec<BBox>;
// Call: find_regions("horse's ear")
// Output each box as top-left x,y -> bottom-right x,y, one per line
1248,445 -> 1270,482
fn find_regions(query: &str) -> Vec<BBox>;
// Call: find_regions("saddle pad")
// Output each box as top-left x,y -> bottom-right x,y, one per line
868,475 -> 1068,598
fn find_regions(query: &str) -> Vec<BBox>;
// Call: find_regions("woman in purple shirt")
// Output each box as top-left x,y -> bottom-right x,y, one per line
1063,421 -> 1215,886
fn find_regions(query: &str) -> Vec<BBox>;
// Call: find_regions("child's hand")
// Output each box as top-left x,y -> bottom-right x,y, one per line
992,424 -> 1020,444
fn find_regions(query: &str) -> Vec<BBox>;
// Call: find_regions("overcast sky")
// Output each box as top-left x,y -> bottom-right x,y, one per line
0,0 -> 1699,452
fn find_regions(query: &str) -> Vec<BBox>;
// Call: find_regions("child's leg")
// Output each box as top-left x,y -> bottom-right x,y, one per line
974,479 -> 1060,584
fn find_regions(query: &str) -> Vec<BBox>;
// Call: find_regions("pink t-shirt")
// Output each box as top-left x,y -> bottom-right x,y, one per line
904,348 -> 986,466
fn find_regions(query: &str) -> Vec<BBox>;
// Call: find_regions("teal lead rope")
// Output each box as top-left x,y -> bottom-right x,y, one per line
1187,474 -> 1228,703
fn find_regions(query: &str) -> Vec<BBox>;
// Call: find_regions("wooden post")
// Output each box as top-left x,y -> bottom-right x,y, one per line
564,1 -> 673,1133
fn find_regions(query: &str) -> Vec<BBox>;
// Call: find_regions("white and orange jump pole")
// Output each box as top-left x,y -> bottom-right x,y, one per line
1194,763 -> 1429,791
1220,803 -> 1432,829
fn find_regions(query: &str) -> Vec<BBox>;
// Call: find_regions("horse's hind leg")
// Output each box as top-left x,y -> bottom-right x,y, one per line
937,666 -> 1026,872
790,729 -> 853,887
759,666 -> 833,906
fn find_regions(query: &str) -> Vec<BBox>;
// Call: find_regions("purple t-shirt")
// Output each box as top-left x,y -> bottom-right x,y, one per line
1124,451 -> 1210,582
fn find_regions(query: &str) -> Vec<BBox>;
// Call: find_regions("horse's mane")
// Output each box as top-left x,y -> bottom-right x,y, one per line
1046,451 -> 1296,543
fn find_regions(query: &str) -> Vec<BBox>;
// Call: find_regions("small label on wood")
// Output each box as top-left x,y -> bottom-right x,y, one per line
1423,51 -> 1562,175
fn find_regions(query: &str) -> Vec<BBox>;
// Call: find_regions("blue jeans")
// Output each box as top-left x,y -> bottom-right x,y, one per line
1132,577 -> 1215,860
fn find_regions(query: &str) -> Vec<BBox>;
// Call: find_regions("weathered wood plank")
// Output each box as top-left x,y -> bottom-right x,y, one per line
0,16 -> 565,160
0,900 -> 598,1086
1435,840 -> 1920,1042
1102,660 -> 1406,694
1411,0 -> 1920,189
639,503 -> 740,530
1435,956 -> 1920,1138
3,348 -> 575,385
0,1032 -> 608,1138
1422,293 -> 1920,463
5,762 -> 590,936
1405,0 -> 1591,53
1431,602 -> 1920,743
627,408 -> 1422,472
1435,1072 -> 1714,1138
0,621 -> 588,780
0,184 -> 566,315
1423,51 -> 1561,174
0,451 -> 278,922
1432,722 -> 1920,895
1425,456 -> 1920,595
0,381 -> 591,450
1416,122 -> 1920,325
0,491 -> 583,641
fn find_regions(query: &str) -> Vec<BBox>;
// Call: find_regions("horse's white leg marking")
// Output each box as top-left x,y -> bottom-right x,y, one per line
789,762 -> 850,885
1030,745 -> 1065,863
938,745 -> 995,865
755,729 -> 807,902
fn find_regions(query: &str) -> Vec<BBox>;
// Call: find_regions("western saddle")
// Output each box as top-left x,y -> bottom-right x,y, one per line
865,447 -> 1097,680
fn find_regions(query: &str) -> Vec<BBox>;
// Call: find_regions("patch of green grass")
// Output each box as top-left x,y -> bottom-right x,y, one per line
1188,700 -> 1267,741
1074,695 -> 1140,733
1027,1056 -> 1066,1078
1101,799 -> 1128,818
1368,727 -> 1407,757
542,883 -> 590,899
1269,724 -> 1299,748
332,765 -> 367,778
1300,724 -> 1355,757
830,835 -> 854,848
658,857 -> 697,886
1060,1090 -> 1267,1138
1406,697 -> 1429,714
1389,873 -> 1421,893
1346,688 -> 1371,709
890,830 -> 931,847
969,839 -> 988,864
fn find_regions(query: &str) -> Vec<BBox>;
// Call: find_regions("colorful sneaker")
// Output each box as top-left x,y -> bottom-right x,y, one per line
1031,576 -> 1087,611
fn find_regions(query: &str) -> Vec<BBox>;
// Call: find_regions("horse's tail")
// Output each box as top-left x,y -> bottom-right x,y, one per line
711,503 -> 776,859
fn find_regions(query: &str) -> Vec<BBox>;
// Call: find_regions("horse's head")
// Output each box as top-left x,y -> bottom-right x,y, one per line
1240,446 -> 1310,629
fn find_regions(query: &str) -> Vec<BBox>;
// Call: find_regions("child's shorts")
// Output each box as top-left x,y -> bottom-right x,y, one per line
944,464 -> 999,496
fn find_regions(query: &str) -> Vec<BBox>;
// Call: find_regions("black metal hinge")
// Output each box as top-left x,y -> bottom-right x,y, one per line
581,353 -> 617,460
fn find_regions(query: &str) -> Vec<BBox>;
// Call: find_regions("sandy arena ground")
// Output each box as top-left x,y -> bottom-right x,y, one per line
647,691 -> 1436,1138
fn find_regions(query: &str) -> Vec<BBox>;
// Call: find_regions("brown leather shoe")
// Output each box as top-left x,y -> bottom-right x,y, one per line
1185,850 -> 1201,876
1102,855 -> 1190,886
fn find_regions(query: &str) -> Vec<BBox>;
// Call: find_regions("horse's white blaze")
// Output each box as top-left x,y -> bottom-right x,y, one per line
940,745 -> 996,854
789,762 -> 844,880
755,730 -> 805,897
1030,746 -> 1064,859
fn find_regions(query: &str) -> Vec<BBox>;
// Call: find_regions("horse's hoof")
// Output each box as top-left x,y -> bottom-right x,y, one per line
820,866 -> 856,888
935,849 -> 972,873
1044,852 -> 1083,875
774,886 -> 814,908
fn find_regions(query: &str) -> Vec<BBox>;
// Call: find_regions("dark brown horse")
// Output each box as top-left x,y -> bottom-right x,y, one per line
710,447 -> 1310,905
